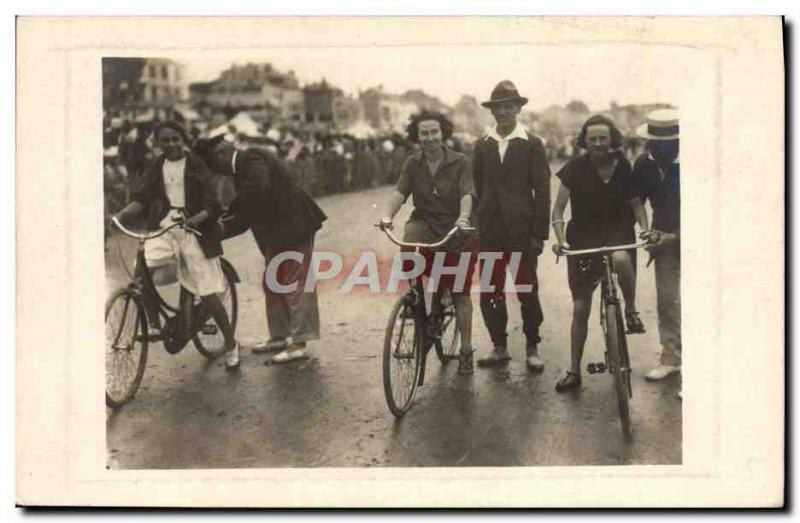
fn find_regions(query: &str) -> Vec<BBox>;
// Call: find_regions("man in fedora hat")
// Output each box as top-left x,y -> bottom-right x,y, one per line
194,135 -> 327,365
633,109 -> 682,390
472,80 -> 552,371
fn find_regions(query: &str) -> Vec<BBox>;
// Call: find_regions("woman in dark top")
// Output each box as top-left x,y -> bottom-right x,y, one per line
551,115 -> 650,392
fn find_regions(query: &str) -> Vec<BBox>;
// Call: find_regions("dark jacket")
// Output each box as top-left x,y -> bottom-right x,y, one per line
130,152 -> 223,258
224,148 -> 327,249
473,132 -> 551,249
632,154 -> 680,235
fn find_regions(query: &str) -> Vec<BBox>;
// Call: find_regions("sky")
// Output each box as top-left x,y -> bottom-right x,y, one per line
174,44 -> 689,113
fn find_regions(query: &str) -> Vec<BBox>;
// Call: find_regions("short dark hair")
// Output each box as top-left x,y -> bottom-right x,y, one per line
192,134 -> 227,167
153,120 -> 190,144
405,110 -> 454,144
576,114 -> 623,150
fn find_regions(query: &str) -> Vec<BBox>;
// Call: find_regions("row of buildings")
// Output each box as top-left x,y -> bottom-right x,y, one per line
187,62 -> 445,134
103,58 -> 493,136
103,58 -> 673,143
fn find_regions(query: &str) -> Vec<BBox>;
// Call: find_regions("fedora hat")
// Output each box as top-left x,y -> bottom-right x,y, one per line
481,80 -> 529,108
636,109 -> 679,141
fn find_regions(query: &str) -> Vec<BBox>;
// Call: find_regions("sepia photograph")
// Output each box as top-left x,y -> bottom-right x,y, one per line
16,16 -> 784,507
102,48 -> 683,469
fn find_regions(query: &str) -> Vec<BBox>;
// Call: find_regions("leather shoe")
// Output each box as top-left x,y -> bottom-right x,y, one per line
477,346 -> 511,367
525,345 -> 545,371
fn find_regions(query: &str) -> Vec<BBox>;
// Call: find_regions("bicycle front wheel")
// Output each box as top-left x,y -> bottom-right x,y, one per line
434,290 -> 460,364
105,288 -> 148,408
383,296 -> 422,417
604,301 -> 632,440
193,262 -> 238,359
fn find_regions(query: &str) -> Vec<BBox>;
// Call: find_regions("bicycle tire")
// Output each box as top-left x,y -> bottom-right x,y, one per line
383,296 -> 422,417
616,307 -> 633,399
193,261 -> 238,359
105,288 -> 148,408
604,301 -> 632,440
434,290 -> 460,364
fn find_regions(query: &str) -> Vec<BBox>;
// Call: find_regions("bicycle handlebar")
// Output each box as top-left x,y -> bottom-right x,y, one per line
560,241 -> 653,256
111,215 -> 202,241
376,224 -> 475,249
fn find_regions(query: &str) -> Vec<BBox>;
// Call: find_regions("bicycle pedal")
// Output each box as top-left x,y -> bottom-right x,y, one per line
587,362 -> 606,374
200,324 -> 218,335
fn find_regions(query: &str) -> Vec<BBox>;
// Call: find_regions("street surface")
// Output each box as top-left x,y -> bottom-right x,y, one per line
106,166 -> 681,468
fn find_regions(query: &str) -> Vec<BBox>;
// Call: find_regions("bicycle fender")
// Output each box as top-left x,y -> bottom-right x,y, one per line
220,257 -> 241,284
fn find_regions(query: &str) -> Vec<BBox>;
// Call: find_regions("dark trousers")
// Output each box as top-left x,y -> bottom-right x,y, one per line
478,246 -> 543,348
258,236 -> 321,344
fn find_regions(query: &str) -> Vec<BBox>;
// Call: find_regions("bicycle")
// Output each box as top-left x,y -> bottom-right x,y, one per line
105,214 -> 240,408
377,224 -> 474,417
558,241 -> 652,439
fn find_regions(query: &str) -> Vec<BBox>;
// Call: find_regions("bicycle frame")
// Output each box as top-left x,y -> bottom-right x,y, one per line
561,242 -> 649,397
113,216 -> 207,348
598,253 -> 629,383
379,224 -> 474,386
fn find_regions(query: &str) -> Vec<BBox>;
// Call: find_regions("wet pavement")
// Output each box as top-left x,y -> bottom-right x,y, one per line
106,171 -> 682,469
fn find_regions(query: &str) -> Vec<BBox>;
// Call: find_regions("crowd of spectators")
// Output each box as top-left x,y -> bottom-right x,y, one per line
102,110 -> 473,242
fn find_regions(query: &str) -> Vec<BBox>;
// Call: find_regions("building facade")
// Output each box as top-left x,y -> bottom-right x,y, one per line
140,58 -> 188,106
302,79 -> 364,132
190,63 -> 304,124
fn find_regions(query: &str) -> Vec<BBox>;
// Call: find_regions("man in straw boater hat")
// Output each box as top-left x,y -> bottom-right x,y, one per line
633,109 -> 682,395
194,135 -> 327,365
472,80 -> 552,372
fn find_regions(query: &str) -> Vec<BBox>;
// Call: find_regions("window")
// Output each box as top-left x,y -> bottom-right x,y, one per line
161,65 -> 168,80
148,65 -> 156,78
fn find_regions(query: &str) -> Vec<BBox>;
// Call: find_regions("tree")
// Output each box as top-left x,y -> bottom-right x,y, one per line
566,100 -> 590,114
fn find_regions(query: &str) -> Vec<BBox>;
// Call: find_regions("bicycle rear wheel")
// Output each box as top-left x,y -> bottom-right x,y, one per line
434,290 -> 460,364
105,288 -> 148,408
383,296 -> 422,417
604,301 -> 632,440
193,262 -> 238,359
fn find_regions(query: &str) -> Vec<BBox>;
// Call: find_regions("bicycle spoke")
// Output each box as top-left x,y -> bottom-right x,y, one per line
106,293 -> 145,403
389,311 -> 417,406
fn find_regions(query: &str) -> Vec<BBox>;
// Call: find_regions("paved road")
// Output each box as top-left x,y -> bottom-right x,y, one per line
106,173 -> 681,469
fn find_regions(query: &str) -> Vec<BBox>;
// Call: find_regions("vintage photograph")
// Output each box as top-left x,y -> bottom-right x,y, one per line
103,47 -> 683,469
16,16 -> 784,507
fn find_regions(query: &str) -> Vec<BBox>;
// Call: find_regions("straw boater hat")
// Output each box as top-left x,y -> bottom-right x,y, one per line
481,80 -> 529,108
636,109 -> 679,141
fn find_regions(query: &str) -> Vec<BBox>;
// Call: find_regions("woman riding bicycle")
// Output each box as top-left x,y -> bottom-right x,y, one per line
114,121 -> 240,369
551,115 -> 650,391
378,110 -> 478,375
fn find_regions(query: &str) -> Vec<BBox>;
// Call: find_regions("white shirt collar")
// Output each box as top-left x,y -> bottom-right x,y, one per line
231,149 -> 239,175
486,122 -> 528,143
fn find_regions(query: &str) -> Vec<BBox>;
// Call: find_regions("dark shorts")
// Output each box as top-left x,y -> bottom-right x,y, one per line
567,249 -> 638,299
567,254 -> 605,299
